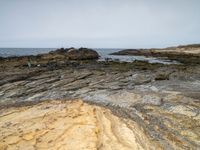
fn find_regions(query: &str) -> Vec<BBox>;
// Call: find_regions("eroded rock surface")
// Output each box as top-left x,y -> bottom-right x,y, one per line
0,100 -> 156,150
0,52 -> 200,149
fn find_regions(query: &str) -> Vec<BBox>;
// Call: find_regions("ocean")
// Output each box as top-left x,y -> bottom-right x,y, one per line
0,48 -> 178,64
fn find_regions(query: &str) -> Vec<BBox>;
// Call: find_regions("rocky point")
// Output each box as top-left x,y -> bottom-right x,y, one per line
0,47 -> 200,149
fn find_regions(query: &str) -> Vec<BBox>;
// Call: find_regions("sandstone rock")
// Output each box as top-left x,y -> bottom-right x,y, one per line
1,52 -> 200,149
0,100 -> 155,150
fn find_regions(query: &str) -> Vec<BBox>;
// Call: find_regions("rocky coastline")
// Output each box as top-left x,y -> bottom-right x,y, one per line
0,47 -> 200,149
111,44 -> 200,64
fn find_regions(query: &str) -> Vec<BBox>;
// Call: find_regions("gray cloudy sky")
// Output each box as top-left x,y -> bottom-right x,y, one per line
0,0 -> 200,48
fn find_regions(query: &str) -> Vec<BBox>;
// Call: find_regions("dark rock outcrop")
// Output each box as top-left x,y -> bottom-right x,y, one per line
111,44 -> 200,64
66,48 -> 99,60
0,47 -> 100,67
49,47 -> 68,54
44,47 -> 99,60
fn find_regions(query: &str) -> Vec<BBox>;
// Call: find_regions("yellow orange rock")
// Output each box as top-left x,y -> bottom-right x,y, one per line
0,100 -> 156,150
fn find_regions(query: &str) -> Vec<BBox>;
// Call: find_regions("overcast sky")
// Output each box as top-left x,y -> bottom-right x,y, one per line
0,0 -> 200,48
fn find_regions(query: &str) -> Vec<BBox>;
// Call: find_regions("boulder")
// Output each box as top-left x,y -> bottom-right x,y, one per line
66,48 -> 99,60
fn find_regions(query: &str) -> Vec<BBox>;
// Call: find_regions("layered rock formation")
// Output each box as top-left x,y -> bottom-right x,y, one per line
0,100 -> 156,150
111,44 -> 200,64
0,47 -> 200,149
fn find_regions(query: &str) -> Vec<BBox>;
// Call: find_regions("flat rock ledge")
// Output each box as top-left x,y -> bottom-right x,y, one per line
111,44 -> 200,64
0,100 -> 157,150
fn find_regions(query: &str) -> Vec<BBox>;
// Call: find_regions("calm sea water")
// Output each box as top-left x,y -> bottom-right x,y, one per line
0,48 -> 178,64
0,48 -> 55,57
